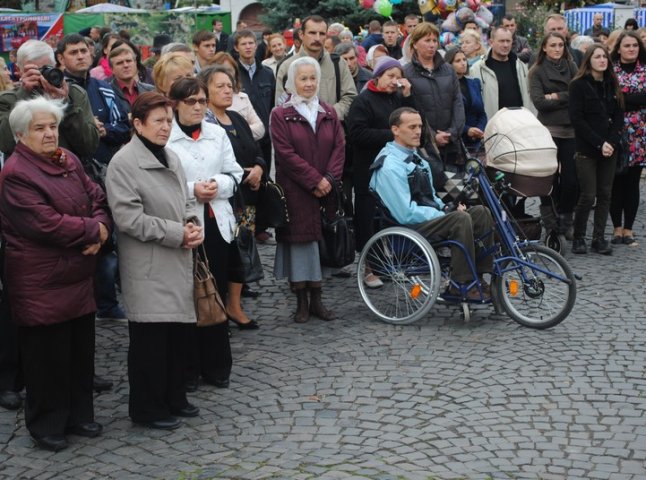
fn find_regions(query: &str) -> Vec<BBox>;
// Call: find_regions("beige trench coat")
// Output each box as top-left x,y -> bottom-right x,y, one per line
105,135 -> 198,324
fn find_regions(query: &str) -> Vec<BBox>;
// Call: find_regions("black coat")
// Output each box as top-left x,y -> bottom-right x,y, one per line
568,74 -> 623,158
223,110 -> 266,205
347,87 -> 415,194
403,53 -> 465,142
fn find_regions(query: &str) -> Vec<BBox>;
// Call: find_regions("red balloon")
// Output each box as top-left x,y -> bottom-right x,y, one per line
362,0 -> 375,8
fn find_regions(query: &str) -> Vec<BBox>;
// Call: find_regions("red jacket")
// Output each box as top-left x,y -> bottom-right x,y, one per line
0,143 -> 112,327
270,100 -> 345,243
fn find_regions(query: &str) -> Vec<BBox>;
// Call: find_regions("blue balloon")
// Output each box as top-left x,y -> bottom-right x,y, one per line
391,0 -> 402,4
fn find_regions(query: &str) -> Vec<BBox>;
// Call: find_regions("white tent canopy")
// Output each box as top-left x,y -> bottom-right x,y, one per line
75,4 -> 147,13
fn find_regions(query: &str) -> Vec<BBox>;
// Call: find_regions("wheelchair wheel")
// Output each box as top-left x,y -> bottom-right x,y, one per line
495,244 -> 576,329
544,230 -> 567,255
357,227 -> 441,324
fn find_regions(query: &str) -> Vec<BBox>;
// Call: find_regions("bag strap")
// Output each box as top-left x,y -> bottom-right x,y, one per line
320,173 -> 345,217
224,173 -> 246,222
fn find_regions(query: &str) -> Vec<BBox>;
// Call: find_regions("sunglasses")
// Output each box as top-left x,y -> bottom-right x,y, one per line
182,98 -> 208,106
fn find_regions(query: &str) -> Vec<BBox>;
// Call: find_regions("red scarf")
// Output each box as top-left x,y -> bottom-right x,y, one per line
49,148 -> 66,167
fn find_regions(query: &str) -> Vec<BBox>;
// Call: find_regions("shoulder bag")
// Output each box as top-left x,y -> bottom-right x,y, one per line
318,174 -> 356,268
194,244 -> 227,327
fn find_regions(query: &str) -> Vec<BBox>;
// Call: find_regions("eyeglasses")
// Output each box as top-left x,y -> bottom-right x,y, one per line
182,98 -> 208,106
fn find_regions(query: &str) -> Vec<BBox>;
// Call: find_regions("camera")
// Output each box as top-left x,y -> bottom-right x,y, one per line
39,66 -> 65,89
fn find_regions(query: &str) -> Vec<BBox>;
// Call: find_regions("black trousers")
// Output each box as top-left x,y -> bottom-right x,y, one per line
573,152 -> 615,240
19,314 -> 95,439
541,137 -> 578,213
186,207 -> 232,385
610,165 -> 643,230
0,286 -> 22,393
128,321 -> 192,423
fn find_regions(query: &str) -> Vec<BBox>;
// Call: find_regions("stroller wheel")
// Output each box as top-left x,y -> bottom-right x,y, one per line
545,230 -> 567,255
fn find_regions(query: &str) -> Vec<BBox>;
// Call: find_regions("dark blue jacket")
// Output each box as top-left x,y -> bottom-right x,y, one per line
460,76 -> 487,150
362,33 -> 384,51
65,71 -> 131,165
237,60 -> 276,138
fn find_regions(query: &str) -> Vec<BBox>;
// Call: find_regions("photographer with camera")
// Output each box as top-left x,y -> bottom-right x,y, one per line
0,40 -> 99,158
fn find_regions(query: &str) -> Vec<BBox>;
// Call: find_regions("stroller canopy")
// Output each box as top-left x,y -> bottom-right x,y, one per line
484,107 -> 558,177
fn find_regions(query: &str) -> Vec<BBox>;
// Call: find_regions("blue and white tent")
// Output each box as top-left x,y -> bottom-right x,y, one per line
564,3 -> 646,35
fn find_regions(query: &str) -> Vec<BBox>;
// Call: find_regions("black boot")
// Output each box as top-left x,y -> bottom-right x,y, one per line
559,213 -> 574,241
308,282 -> 335,321
572,238 -> 587,254
292,282 -> 309,323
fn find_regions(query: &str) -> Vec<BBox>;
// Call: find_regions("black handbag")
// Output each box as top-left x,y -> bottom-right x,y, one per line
255,180 -> 289,227
227,174 -> 265,283
318,174 -> 356,268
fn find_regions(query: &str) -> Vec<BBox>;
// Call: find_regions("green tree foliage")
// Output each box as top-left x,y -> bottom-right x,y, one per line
261,0 -> 420,33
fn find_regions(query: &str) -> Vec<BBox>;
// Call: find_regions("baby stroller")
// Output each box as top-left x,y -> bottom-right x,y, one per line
483,107 -> 566,254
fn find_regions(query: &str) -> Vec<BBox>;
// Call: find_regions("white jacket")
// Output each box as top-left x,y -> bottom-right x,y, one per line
167,119 -> 243,243
470,50 -> 536,121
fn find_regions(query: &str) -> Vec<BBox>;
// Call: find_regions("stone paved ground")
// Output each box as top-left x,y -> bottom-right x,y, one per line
1,189 -> 646,480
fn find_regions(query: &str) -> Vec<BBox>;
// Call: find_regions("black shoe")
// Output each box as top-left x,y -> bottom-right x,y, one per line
93,375 -> 113,393
572,238 -> 587,254
65,422 -> 103,438
241,285 -> 261,298
135,417 -> 181,430
228,315 -> 259,330
204,378 -> 229,389
591,238 -> 612,255
171,404 -> 200,418
611,235 -> 623,245
34,435 -> 68,452
185,379 -> 198,392
0,390 -> 22,410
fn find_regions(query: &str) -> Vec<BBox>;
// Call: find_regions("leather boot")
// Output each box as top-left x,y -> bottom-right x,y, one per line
292,282 -> 309,323
308,282 -> 335,321
559,213 -> 574,241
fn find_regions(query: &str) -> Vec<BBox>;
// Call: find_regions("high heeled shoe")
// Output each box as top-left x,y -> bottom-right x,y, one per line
228,315 -> 259,330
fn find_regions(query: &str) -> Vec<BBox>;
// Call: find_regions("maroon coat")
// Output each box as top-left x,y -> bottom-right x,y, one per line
270,100 -> 345,243
0,142 -> 112,327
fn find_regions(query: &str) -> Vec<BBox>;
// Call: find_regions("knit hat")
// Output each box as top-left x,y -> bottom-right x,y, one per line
372,56 -> 403,79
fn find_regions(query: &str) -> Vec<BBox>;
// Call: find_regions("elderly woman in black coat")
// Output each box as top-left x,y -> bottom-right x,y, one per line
347,56 -> 414,288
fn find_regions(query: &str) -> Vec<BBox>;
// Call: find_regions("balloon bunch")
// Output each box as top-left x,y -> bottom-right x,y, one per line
418,0 -> 493,29
359,0 -> 400,17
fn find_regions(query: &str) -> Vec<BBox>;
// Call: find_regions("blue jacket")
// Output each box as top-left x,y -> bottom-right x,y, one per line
461,76 -> 487,150
362,33 -> 384,51
65,72 -> 131,164
369,141 -> 445,225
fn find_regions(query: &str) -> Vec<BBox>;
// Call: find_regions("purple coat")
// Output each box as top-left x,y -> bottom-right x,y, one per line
270,100 -> 345,243
0,143 -> 112,327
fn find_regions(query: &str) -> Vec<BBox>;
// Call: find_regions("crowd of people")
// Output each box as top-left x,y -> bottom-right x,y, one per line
0,9 -> 644,452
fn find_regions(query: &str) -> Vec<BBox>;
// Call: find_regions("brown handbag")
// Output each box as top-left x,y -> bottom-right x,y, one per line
194,244 -> 227,327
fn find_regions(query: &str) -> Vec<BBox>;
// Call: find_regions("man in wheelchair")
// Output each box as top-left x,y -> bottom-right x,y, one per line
369,107 -> 494,300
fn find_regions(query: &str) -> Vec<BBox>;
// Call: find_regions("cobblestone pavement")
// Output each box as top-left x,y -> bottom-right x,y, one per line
1,192 -> 646,480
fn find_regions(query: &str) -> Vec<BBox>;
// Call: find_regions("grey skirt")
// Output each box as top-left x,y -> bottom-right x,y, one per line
273,241 -> 331,282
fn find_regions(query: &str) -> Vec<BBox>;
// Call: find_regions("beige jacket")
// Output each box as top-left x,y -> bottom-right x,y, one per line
105,135 -> 198,324
470,50 -> 536,121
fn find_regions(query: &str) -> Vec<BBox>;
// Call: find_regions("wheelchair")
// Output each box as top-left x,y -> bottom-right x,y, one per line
357,157 -> 577,330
